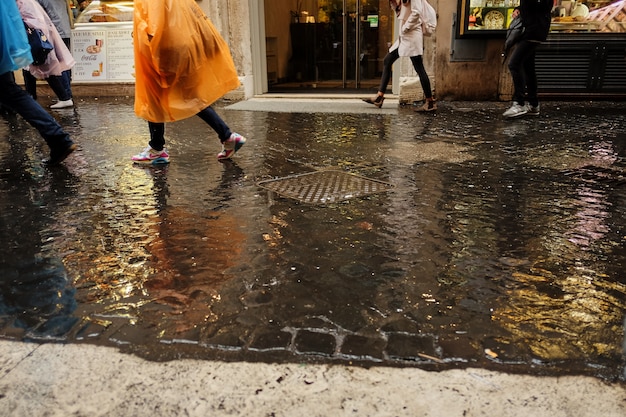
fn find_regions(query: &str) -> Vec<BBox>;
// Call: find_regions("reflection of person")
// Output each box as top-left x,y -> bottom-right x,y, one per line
17,0 -> 76,109
131,0 -> 247,165
363,0 -> 436,112
0,0 -> 76,165
23,0 -> 74,109
503,0 -> 552,118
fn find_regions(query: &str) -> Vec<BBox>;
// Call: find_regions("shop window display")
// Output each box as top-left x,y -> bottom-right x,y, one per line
459,0 -> 626,36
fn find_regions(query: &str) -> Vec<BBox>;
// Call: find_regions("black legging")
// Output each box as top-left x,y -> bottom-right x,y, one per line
378,48 -> 432,98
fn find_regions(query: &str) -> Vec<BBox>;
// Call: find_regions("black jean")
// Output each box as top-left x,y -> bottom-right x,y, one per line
507,40 -> 540,107
0,71 -> 73,153
148,106 -> 231,151
378,48 -> 433,99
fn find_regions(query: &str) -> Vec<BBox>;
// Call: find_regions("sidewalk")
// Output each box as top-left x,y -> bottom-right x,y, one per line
1,97 -> 626,416
1,340 -> 625,417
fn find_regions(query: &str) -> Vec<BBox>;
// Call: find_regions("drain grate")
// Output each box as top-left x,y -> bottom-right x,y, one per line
257,170 -> 394,204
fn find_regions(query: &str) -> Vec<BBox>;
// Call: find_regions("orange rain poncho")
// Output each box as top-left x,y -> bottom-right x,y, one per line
133,0 -> 240,123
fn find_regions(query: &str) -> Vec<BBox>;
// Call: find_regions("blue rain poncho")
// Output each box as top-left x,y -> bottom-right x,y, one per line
0,0 -> 33,74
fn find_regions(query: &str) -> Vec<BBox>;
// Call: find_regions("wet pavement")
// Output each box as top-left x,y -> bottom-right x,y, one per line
1,97 -> 625,382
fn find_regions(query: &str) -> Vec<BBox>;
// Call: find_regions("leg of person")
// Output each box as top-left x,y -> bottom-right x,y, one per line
504,41 -> 534,118
22,70 -> 38,100
411,55 -> 437,112
47,75 -> 74,109
523,43 -> 540,116
196,106 -> 246,160
0,71 -> 76,165
363,49 -> 399,108
131,121 -> 170,164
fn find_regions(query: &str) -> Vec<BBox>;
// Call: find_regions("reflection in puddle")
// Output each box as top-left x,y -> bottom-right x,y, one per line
0,99 -> 625,381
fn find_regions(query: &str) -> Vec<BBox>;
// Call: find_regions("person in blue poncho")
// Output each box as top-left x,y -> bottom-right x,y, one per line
0,0 -> 76,165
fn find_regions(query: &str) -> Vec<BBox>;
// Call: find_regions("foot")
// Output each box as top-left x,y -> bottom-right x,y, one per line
362,95 -> 385,108
44,143 -> 77,166
50,99 -> 74,109
415,99 -> 437,112
217,133 -> 246,160
503,102 -> 528,118
526,103 -> 540,116
131,146 -> 170,165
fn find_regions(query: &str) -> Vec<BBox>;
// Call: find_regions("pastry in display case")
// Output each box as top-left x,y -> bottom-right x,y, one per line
75,0 -> 134,23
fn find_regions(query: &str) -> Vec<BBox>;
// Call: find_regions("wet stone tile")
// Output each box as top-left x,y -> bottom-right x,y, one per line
386,333 -> 437,360
294,330 -> 336,355
340,334 -> 386,359
437,335 -> 476,359
108,323 -> 157,346
203,327 -> 246,349
249,329 -> 292,350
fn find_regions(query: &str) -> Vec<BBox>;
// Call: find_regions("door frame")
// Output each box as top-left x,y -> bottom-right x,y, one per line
248,0 -> 398,95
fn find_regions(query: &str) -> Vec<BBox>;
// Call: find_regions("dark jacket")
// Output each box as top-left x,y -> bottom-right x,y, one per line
520,0 -> 552,42
504,15 -> 523,57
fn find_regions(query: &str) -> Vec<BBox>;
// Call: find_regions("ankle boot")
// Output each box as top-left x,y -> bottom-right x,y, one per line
415,98 -> 437,112
363,95 -> 385,108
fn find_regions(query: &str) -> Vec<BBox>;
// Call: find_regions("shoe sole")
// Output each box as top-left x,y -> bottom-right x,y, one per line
45,143 -> 77,166
504,111 -> 528,118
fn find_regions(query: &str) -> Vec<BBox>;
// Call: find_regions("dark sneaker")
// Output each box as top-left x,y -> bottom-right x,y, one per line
217,133 -> 246,160
45,143 -> 77,166
132,147 -> 170,165
526,104 -> 540,116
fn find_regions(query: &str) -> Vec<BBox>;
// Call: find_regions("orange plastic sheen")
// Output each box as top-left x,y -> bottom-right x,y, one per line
133,0 -> 240,122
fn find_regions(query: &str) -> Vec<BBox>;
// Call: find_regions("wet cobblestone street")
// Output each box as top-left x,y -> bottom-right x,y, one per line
1,98 -> 625,381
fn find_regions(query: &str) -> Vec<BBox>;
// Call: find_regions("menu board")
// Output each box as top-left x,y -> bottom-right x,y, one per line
71,24 -> 134,83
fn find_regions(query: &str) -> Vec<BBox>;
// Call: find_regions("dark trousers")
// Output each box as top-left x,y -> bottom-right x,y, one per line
378,48 -> 433,98
508,40 -> 540,107
148,106 -> 231,151
22,38 -> 72,101
0,71 -> 73,153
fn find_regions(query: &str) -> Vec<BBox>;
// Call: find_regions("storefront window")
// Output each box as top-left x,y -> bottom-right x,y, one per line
458,0 -> 626,36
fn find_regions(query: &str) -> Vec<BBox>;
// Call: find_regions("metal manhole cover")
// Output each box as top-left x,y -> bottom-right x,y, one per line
257,170 -> 394,204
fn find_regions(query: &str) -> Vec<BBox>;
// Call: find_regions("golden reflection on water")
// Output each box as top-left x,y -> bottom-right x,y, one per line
492,170 -> 626,363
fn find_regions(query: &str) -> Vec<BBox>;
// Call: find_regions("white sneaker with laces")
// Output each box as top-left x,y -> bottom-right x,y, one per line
503,102 -> 528,118
131,146 -> 170,165
217,133 -> 246,160
50,99 -> 74,109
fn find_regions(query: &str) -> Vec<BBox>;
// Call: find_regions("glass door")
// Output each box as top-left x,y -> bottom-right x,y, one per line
268,0 -> 395,92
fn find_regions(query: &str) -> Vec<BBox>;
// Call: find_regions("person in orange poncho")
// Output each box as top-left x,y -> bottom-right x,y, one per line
131,0 -> 246,164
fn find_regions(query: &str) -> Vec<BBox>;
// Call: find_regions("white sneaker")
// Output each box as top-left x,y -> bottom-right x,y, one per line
50,99 -> 74,109
503,102 -> 527,118
526,103 -> 540,116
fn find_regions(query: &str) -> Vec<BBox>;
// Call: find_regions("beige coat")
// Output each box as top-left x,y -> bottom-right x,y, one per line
389,0 -> 424,57
16,0 -> 75,79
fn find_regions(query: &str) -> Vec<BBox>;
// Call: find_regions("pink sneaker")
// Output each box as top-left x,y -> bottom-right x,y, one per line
131,147 -> 170,165
217,133 -> 246,160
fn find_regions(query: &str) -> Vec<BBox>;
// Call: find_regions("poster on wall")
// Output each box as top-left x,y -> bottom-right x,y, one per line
72,24 -> 134,83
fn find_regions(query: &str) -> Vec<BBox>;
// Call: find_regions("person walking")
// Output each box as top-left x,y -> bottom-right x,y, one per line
23,0 -> 74,109
0,0 -> 76,165
17,0 -> 76,110
363,0 -> 436,112
502,0 -> 552,118
131,0 -> 246,165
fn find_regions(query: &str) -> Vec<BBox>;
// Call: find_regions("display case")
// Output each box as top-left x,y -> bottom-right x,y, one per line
71,1 -> 134,83
458,0 -> 520,37
458,0 -> 626,37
